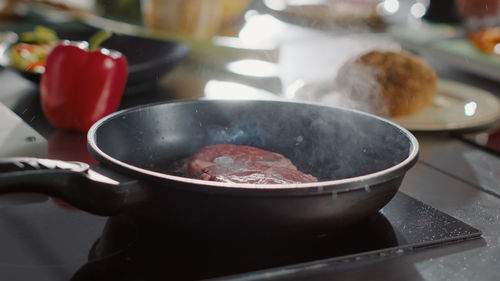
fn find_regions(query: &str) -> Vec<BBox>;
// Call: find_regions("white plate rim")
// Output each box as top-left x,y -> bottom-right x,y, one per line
291,78 -> 500,131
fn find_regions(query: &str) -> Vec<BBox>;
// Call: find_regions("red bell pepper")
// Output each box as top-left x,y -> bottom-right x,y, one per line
40,31 -> 128,132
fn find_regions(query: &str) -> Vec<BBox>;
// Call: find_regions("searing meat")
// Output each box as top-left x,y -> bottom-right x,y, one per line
186,144 -> 317,184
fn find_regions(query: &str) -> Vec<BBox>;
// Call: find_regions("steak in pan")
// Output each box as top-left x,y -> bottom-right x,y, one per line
186,144 -> 318,184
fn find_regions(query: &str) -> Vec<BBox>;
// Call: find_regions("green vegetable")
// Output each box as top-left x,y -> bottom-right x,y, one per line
8,26 -> 59,72
88,30 -> 112,51
20,26 -> 58,44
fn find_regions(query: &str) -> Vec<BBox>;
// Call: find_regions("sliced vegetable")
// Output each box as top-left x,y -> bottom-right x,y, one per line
9,42 -> 55,72
20,26 -> 58,44
8,26 -> 59,72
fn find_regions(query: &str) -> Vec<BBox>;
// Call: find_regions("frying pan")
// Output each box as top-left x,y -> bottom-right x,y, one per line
0,99 -> 418,235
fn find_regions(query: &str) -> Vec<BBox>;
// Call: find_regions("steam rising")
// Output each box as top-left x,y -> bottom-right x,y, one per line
291,50 -> 394,117
183,101 -> 410,181
329,55 -> 390,116
295,67 -> 386,117
95,101 -> 411,183
279,31 -> 402,116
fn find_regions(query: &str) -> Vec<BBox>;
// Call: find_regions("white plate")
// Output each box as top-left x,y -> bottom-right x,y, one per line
292,79 -> 500,131
390,80 -> 500,131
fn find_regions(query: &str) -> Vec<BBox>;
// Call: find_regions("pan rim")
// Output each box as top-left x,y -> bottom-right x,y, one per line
87,99 -> 419,193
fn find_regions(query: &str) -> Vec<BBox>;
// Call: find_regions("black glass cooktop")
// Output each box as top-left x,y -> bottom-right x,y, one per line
0,192 -> 481,281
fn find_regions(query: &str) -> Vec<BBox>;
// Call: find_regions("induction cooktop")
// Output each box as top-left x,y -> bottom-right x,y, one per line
0,192 -> 481,281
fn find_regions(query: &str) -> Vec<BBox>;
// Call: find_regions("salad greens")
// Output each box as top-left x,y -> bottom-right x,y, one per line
9,26 -> 59,73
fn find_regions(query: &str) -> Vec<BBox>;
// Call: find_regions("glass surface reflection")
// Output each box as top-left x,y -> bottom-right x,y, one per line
69,193 -> 481,281
71,212 -> 398,281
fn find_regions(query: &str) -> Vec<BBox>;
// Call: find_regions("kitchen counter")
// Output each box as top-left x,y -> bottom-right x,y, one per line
1,5 -> 500,281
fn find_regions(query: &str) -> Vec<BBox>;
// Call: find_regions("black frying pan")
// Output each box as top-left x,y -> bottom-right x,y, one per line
0,99 -> 418,235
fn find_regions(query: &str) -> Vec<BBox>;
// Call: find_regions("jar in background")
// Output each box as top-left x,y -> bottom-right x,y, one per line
141,0 -> 225,41
455,0 -> 500,29
141,0 -> 252,41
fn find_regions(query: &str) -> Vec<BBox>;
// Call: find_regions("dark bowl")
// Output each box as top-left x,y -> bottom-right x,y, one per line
4,29 -> 190,94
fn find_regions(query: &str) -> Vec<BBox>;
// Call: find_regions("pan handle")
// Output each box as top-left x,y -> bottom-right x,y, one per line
0,157 -> 147,216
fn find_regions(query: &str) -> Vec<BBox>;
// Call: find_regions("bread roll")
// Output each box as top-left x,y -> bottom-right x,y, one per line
335,50 -> 437,116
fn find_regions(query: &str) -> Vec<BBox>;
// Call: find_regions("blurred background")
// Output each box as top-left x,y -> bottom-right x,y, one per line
2,0 -> 500,130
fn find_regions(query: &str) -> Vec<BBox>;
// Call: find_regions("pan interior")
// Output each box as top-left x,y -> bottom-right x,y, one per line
91,100 -> 414,182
